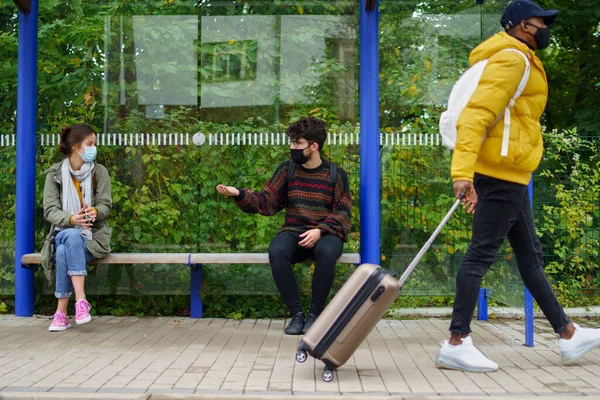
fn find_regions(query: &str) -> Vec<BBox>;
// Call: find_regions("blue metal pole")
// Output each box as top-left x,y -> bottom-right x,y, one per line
477,288 -> 489,321
359,0 -> 380,265
15,0 -> 38,317
190,264 -> 203,318
524,176 -> 534,346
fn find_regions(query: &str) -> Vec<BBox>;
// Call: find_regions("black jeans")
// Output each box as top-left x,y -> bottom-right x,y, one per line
268,231 -> 344,317
450,174 -> 569,334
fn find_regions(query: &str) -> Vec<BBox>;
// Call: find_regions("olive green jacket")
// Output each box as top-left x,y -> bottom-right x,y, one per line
41,161 -> 112,284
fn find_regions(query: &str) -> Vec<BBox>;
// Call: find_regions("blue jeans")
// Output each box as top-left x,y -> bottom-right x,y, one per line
54,228 -> 95,299
450,174 -> 570,334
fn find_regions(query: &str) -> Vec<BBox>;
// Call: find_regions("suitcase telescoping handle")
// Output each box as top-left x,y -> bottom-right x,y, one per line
398,192 -> 466,287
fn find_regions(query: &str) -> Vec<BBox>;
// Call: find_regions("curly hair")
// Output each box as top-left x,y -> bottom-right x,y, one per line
286,117 -> 327,151
58,124 -> 96,157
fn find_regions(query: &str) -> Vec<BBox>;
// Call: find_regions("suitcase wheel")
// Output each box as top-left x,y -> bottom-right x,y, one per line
322,369 -> 334,382
295,351 -> 308,363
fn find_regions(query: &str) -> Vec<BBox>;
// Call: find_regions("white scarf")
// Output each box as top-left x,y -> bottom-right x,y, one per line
60,158 -> 95,240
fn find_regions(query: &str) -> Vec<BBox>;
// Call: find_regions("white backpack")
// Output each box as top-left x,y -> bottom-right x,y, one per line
439,48 -> 530,157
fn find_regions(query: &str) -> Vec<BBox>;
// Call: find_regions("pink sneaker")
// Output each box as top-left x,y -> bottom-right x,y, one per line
48,311 -> 71,332
75,299 -> 92,325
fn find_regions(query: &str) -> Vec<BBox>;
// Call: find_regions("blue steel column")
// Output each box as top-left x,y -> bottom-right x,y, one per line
189,264 -> 203,318
477,288 -> 489,321
15,0 -> 39,317
359,0 -> 380,264
524,177 -> 535,346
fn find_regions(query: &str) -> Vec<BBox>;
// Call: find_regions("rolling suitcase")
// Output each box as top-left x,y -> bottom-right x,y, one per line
296,195 -> 465,382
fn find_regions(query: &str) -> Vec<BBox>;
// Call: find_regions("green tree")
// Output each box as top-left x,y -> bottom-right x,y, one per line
541,0 -> 600,137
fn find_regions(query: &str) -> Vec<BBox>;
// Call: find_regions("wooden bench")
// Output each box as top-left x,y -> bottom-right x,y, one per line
21,252 -> 361,318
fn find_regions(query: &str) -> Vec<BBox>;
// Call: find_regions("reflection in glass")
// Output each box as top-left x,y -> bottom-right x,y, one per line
133,15 -> 198,108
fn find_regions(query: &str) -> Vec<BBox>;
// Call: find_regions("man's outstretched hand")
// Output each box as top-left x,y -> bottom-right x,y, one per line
216,184 -> 240,197
453,180 -> 477,214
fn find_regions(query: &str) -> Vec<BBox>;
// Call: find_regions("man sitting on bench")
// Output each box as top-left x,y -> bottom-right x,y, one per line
216,117 -> 352,335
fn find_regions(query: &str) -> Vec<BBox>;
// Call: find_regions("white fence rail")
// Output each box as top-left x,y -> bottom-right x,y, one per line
0,134 -> 16,147
0,132 -> 443,148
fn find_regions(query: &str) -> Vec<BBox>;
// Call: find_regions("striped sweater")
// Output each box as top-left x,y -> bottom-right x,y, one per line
234,160 -> 352,242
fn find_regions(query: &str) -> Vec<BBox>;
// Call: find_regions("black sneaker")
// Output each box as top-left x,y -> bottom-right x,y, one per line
302,313 -> 317,334
284,312 -> 305,335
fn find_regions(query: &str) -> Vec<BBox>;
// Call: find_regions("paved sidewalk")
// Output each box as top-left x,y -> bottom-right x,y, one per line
389,306 -> 600,319
2,315 -> 600,399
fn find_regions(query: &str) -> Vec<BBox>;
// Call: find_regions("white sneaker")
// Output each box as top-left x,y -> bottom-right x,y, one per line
435,336 -> 498,372
558,323 -> 600,364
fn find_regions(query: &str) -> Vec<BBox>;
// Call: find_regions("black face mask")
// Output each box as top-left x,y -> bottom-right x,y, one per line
290,147 -> 309,164
525,22 -> 551,50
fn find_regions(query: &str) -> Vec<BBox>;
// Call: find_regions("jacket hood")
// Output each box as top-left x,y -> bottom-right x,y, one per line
44,161 -> 64,184
44,161 -> 62,175
469,32 -> 532,66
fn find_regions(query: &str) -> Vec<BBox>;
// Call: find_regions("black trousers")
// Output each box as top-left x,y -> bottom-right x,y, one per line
268,231 -> 344,316
450,174 -> 569,334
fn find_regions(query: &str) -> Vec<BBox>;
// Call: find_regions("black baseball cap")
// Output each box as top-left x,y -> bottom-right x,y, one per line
500,0 -> 558,31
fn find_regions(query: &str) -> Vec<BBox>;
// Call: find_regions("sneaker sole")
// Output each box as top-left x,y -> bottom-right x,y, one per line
435,355 -> 498,373
561,338 -> 600,364
76,315 -> 91,325
49,323 -> 71,332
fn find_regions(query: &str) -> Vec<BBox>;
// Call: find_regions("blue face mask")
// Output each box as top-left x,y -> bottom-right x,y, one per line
81,146 -> 97,163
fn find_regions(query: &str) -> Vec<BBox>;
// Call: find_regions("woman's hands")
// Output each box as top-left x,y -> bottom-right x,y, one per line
70,203 -> 96,229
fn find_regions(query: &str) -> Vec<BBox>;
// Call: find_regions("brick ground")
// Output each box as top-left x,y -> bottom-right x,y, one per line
2,315 -> 600,398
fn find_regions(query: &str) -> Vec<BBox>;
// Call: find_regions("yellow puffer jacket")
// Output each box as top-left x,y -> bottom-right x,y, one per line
450,32 -> 547,185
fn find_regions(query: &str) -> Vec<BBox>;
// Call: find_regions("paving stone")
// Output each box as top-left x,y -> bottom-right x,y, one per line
0,386 -> 51,392
147,388 -> 194,394
48,387 -> 98,393
193,389 -> 244,395
243,389 -> 293,395
293,391 -> 342,396
125,379 -> 154,390
97,387 -> 147,393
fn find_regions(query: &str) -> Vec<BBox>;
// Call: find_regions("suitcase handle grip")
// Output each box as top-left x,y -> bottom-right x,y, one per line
398,193 -> 465,287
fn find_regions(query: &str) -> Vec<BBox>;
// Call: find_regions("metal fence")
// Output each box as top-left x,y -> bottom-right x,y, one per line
0,131 -> 598,310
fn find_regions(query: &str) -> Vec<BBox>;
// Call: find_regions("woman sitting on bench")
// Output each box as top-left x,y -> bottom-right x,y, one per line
42,124 -> 113,332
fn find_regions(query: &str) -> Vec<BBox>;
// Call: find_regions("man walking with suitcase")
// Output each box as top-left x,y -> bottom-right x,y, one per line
216,117 -> 352,335
436,0 -> 600,372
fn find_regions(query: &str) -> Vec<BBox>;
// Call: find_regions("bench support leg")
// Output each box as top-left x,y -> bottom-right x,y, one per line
190,263 -> 203,318
477,288 -> 491,321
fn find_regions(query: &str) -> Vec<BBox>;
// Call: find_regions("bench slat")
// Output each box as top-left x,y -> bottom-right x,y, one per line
21,252 -> 361,265
191,253 -> 269,264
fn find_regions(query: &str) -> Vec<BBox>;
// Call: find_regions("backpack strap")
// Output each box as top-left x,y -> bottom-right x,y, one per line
287,160 -> 296,182
285,161 -> 295,208
329,162 -> 337,187
492,49 -> 531,157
